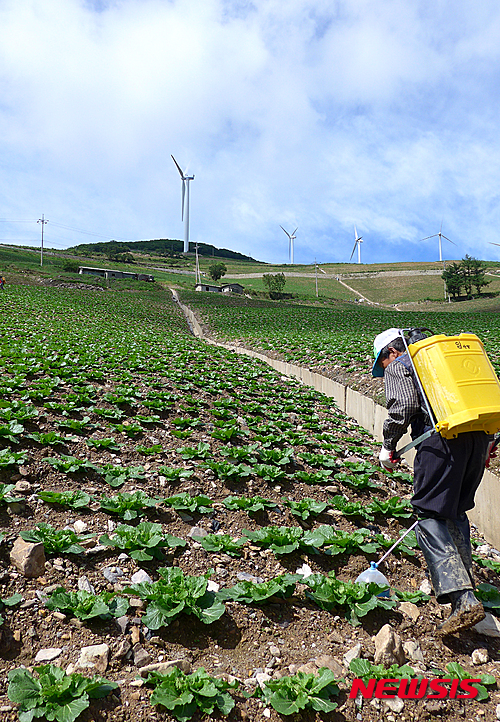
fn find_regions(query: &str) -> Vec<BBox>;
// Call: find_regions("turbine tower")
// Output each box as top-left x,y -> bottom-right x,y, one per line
280,226 -> 297,264
349,226 -> 363,264
171,155 -> 195,253
420,222 -> 456,262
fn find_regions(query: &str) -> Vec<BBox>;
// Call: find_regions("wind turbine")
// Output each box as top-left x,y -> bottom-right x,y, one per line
171,155 -> 195,253
280,226 -> 297,264
349,226 -> 363,264
420,222 -> 456,262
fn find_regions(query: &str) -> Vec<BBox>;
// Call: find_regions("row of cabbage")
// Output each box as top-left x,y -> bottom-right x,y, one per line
180,290 -> 500,377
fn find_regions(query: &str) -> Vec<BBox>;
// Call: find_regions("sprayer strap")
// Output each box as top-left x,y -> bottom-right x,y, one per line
393,428 -> 436,459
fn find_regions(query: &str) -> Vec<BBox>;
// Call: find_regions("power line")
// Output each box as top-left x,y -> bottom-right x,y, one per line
0,218 -> 121,240
49,222 -> 118,239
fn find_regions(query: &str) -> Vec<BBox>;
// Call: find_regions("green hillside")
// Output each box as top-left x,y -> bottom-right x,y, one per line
1,243 -> 499,310
67,237 -> 258,262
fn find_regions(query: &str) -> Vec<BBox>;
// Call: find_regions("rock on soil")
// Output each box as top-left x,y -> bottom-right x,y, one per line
131,569 -> 153,584
132,644 -> 152,668
474,613 -> 500,638
74,643 -> 109,674
10,538 -> 46,578
403,640 -> 424,664
472,647 -> 489,665
138,658 -> 192,677
374,624 -> 405,667
77,576 -> 95,594
34,647 -> 62,663
343,642 -> 362,667
398,601 -> 420,622
314,654 -> 344,677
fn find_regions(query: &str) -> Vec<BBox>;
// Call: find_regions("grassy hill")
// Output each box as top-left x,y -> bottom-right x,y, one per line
1,243 -> 499,310
67,237 -> 258,262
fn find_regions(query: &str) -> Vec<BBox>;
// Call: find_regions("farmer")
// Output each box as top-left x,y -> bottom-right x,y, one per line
372,327 -> 491,635
0,274 -> 4,290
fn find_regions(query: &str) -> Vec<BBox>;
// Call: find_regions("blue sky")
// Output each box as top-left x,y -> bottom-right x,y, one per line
1,0 -> 500,265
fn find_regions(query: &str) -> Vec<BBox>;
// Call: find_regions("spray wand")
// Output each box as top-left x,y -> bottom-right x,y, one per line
375,519 -> 419,567
355,520 -> 420,593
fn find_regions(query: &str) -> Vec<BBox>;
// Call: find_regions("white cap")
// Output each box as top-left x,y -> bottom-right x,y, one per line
372,328 -> 402,377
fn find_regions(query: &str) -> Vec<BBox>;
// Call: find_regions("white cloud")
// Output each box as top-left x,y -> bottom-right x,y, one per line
0,0 -> 500,263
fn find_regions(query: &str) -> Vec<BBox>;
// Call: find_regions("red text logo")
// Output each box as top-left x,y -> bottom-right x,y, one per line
349,678 -> 480,700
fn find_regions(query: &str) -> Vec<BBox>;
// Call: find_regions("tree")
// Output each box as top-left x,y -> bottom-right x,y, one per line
108,251 -> 135,264
442,256 -> 490,300
208,262 -> 227,282
460,254 -> 476,299
469,256 -> 490,295
62,259 -> 80,274
442,263 -> 463,299
262,273 -> 286,299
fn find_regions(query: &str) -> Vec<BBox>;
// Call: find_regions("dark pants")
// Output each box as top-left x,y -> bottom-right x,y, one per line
412,431 -> 489,602
412,431 -> 490,518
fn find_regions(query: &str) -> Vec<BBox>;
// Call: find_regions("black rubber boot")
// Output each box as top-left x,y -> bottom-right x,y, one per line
415,517 -> 473,602
447,514 -> 474,587
439,590 -> 485,635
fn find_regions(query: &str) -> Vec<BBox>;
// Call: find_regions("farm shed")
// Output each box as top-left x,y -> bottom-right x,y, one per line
194,283 -> 222,293
78,267 -> 154,282
221,283 -> 244,294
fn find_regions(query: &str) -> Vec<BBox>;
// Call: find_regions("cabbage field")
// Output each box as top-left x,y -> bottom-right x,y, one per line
0,284 -> 499,722
180,290 -> 500,402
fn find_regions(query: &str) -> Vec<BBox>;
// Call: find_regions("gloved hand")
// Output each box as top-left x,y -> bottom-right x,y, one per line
379,447 -> 400,471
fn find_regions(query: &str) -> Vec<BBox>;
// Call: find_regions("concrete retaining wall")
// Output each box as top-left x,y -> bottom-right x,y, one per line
175,292 -> 500,549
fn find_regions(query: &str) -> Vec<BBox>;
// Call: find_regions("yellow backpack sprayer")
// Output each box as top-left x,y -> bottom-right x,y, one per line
395,328 -> 500,457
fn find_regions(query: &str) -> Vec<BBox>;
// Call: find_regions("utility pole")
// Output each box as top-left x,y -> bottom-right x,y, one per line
442,258 -> 450,302
315,258 -> 318,297
195,243 -> 200,284
37,214 -> 48,267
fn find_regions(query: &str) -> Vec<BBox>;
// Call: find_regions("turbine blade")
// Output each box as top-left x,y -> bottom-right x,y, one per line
181,180 -> 185,221
349,240 -> 358,260
489,242 -> 500,247
171,155 -> 185,178
420,234 -> 438,241
280,225 -> 291,239
354,225 -> 357,240
442,235 -> 456,246
292,227 -> 298,236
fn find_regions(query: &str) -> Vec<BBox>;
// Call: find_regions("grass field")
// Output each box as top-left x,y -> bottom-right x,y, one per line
347,272 -> 500,305
223,273 -> 356,301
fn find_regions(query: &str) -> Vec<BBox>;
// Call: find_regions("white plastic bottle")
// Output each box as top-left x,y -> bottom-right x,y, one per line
355,561 -> 390,597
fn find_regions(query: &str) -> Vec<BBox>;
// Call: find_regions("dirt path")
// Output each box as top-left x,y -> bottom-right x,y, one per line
226,269 -> 445,280
335,277 -> 376,305
334,278 -> 403,311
